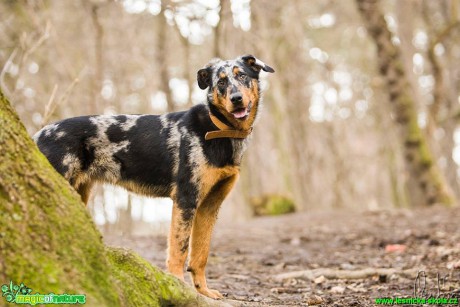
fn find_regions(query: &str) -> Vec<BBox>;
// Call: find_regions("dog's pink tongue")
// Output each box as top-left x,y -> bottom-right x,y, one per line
233,108 -> 248,119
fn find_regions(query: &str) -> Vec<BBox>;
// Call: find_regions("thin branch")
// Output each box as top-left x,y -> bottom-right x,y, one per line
274,267 -> 421,282
41,84 -> 59,127
0,48 -> 19,98
39,67 -> 85,128
1,21 -> 51,99
429,20 -> 460,50
23,21 -> 51,60
58,76 -> 80,107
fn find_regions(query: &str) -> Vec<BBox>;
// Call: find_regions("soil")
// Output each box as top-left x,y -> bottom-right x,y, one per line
104,206 -> 460,306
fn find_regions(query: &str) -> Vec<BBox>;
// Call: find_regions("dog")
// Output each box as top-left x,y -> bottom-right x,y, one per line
34,54 -> 274,299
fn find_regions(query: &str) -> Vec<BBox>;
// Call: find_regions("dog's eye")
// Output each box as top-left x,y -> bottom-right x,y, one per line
238,73 -> 247,81
217,80 -> 226,87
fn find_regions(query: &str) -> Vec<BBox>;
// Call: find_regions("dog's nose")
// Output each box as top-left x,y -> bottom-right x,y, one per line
230,93 -> 243,105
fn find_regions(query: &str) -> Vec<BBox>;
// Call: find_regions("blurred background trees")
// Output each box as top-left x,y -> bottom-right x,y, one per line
1,0 -> 459,235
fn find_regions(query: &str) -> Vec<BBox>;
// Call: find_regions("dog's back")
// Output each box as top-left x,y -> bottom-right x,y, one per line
34,112 -> 181,202
33,104 -> 241,203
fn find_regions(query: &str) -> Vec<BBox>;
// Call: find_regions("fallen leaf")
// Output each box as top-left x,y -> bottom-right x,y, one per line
385,244 -> 406,253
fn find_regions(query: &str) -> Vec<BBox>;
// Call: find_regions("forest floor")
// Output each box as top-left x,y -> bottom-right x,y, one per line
104,206 -> 460,306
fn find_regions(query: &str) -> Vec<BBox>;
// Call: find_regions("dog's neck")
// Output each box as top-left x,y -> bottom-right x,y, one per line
208,112 -> 252,137
206,101 -> 259,141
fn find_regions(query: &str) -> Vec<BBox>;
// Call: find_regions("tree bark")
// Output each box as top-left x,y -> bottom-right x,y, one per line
157,6 -> 175,112
422,1 -> 460,199
356,0 -> 456,206
213,0 -> 229,59
0,90 -> 227,306
90,3 -> 104,114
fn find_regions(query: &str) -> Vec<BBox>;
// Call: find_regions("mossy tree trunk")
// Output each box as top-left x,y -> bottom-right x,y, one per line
356,0 -> 456,207
0,90 -> 227,306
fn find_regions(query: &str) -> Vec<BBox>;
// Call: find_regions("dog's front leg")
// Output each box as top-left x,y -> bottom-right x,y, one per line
188,175 -> 238,299
167,202 -> 195,280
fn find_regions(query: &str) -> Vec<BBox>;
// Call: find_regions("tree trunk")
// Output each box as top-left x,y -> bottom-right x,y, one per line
213,0 -> 229,59
157,6 -> 175,112
90,3 -> 104,114
356,0 -> 456,206
422,1 -> 460,199
0,90 -> 227,306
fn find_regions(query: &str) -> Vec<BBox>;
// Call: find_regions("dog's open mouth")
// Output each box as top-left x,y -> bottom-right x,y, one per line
231,102 -> 252,120
232,107 -> 249,119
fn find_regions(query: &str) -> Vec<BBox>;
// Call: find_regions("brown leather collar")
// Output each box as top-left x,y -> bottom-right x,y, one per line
205,112 -> 253,140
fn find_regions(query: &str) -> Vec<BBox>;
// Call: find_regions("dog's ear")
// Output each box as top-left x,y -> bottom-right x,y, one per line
197,67 -> 212,90
241,55 -> 275,73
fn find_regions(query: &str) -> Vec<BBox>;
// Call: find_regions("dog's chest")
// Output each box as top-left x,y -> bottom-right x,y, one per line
230,139 -> 248,165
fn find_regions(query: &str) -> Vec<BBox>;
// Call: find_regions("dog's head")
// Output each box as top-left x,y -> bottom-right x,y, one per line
197,55 -> 274,126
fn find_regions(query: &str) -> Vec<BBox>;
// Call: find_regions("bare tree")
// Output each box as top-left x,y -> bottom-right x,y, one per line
157,3 -> 175,112
356,0 -> 456,206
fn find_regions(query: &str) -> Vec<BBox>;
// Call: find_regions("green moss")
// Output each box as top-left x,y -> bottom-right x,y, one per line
394,61 -> 405,76
106,247 -> 225,307
397,90 -> 434,168
392,88 -> 454,206
251,194 -> 296,216
107,248 -> 162,307
418,139 -> 433,168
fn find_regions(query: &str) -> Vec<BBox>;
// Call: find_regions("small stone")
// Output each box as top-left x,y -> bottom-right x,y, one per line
346,283 -> 366,293
290,237 -> 301,246
330,286 -> 345,294
314,275 -> 326,284
435,231 -> 446,239
447,260 -> 460,269
436,246 -> 455,257
305,294 -> 323,305
340,263 -> 355,270
249,296 -> 261,302
274,262 -> 286,270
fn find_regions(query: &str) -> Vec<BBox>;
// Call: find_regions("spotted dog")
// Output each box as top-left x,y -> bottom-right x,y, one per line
34,54 -> 274,299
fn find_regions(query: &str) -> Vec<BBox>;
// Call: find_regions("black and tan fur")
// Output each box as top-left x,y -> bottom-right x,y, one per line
34,54 -> 274,299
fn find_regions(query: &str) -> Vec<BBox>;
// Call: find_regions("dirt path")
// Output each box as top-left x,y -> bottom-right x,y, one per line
104,207 -> 460,306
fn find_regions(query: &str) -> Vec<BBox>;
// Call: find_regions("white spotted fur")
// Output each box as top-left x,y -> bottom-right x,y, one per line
87,116 -> 130,182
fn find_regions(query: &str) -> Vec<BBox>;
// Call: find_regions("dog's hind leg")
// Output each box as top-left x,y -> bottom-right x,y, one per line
188,174 -> 238,299
167,201 -> 195,281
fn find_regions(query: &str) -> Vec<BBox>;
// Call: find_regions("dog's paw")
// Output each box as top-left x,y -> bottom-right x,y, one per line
198,287 -> 223,299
